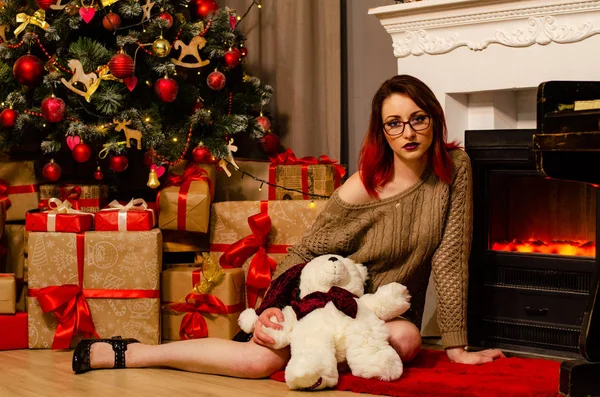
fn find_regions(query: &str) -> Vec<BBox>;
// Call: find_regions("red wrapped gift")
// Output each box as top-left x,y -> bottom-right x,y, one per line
0,311 -> 28,350
25,199 -> 94,233
95,198 -> 156,231
38,184 -> 109,213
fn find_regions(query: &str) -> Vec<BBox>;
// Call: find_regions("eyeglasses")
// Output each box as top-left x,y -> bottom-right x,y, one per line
383,114 -> 431,136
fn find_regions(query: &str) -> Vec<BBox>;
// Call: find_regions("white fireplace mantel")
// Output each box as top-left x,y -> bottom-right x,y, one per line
370,0 -> 600,143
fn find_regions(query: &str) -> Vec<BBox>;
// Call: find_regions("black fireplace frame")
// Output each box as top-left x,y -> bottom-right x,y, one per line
466,129 -> 598,357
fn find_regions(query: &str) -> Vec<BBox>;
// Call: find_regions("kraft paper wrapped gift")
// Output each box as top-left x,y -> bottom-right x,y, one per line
2,224 -> 25,282
158,163 -> 216,233
0,311 -> 28,350
0,161 -> 40,221
209,200 -> 327,309
39,184 -> 109,213
161,266 -> 244,340
0,274 -> 16,314
0,196 -> 9,240
27,229 -> 162,349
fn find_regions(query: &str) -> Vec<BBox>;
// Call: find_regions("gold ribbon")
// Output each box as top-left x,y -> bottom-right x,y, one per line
15,9 -> 50,37
84,66 -> 123,102
100,0 -> 120,6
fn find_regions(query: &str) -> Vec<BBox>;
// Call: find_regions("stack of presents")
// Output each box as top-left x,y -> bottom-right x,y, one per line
0,150 -> 345,351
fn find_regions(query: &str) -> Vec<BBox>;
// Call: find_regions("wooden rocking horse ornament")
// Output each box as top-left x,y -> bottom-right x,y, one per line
113,119 -> 143,150
170,36 -> 210,68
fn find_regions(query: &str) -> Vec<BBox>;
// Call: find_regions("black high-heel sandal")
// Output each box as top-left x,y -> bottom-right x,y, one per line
72,336 -> 140,374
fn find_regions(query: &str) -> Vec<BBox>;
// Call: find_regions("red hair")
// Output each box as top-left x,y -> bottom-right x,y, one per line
358,75 -> 460,198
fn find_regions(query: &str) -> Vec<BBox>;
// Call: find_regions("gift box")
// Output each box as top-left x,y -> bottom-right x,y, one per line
0,196 -> 9,241
0,311 -> 28,350
39,183 -> 109,213
209,200 -> 327,309
161,265 -> 244,341
25,201 -> 94,233
27,229 -> 162,349
0,273 -> 16,314
1,224 -> 25,282
0,161 -> 40,221
158,163 -> 216,233
95,199 -> 156,231
268,149 -> 346,200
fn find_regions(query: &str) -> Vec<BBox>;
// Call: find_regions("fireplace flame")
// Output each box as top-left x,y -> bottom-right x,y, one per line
491,240 -> 595,257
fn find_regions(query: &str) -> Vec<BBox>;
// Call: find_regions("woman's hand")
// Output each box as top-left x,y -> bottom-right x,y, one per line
446,346 -> 506,364
252,307 -> 285,347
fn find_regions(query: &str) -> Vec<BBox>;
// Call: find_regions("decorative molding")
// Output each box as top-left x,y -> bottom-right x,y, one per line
383,1 -> 600,33
393,16 -> 600,57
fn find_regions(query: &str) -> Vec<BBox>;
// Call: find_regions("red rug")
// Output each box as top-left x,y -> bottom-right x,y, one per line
270,349 -> 560,396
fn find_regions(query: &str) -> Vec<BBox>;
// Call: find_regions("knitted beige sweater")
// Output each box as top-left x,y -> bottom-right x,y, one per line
274,149 -> 473,349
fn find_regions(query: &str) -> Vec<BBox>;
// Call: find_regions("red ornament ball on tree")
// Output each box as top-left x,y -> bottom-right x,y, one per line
192,100 -> 204,113
143,149 -> 154,167
102,13 -> 121,31
207,70 -> 226,90
192,145 -> 212,163
42,160 -> 61,182
41,96 -> 66,123
36,0 -> 56,10
260,133 -> 280,155
223,48 -> 242,69
0,108 -> 18,128
94,166 -> 104,180
157,12 -> 173,28
108,52 -> 134,79
240,47 -> 248,57
110,154 -> 129,172
72,143 -> 92,163
193,0 -> 219,19
154,77 -> 178,102
256,115 -> 271,132
13,54 -> 44,86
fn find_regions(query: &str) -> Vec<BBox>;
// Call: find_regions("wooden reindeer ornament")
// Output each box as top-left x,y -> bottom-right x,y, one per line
171,36 -> 210,68
218,138 -> 239,177
113,119 -> 143,150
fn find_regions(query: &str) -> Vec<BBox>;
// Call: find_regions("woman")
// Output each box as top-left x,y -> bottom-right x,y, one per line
73,75 -> 504,376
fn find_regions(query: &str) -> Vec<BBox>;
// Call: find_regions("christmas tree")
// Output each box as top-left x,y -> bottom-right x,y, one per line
0,0 -> 273,188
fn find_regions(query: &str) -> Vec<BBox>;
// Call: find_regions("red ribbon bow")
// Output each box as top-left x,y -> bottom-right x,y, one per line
166,293 -> 228,340
161,164 -> 213,231
60,186 -> 82,209
219,211 -> 277,309
34,284 -> 98,349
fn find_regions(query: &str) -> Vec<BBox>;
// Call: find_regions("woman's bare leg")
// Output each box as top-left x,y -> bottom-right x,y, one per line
386,319 -> 422,362
90,338 -> 290,378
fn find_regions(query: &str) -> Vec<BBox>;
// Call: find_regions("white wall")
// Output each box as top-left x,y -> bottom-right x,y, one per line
346,0 -> 397,175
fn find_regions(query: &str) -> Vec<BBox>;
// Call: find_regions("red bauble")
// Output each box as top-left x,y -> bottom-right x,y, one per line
192,145 -> 213,163
72,143 -> 92,163
260,133 -> 280,155
0,108 -> 18,128
42,160 -> 61,182
193,0 -> 219,19
41,96 -> 66,123
240,47 -> 248,57
36,0 -> 56,10
13,54 -> 44,86
154,77 -> 178,102
108,52 -> 134,79
256,115 -> 271,132
94,166 -> 104,180
110,154 -> 129,172
157,12 -> 173,28
143,149 -> 154,167
223,48 -> 242,69
207,70 -> 226,90
192,100 -> 204,113
102,13 -> 121,31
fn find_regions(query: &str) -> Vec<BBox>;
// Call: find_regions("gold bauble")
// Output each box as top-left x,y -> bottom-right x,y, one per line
152,37 -> 171,58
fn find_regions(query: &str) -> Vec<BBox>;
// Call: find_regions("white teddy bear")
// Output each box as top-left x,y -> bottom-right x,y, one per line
238,254 -> 412,390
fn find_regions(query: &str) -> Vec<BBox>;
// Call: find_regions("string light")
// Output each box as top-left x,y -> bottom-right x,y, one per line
309,200 -> 316,209
145,117 -> 151,122
172,137 -> 178,142
258,182 -> 263,191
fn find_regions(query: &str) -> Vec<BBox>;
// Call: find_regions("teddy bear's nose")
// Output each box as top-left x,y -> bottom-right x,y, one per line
328,257 -> 339,262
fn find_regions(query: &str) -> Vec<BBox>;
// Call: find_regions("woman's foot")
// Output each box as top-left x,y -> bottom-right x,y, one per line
90,342 -> 117,369
72,337 -> 140,374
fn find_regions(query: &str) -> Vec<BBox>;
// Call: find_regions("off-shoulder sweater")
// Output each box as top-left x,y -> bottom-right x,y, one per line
274,149 -> 473,348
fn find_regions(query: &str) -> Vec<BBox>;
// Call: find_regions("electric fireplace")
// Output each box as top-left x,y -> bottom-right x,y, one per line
466,128 -> 598,356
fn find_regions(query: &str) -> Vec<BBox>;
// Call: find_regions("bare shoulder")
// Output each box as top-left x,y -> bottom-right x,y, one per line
337,172 -> 372,205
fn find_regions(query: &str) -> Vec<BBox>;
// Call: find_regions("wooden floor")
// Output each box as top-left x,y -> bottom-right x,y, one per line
0,349 -> 364,397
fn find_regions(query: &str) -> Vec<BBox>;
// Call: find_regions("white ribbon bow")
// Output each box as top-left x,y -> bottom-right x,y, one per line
46,198 -> 89,232
101,198 -> 154,231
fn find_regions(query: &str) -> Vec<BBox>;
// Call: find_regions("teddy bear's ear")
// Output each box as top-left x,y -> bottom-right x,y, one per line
355,263 -> 369,284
